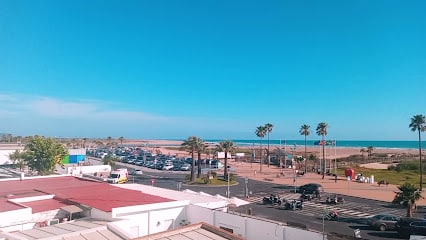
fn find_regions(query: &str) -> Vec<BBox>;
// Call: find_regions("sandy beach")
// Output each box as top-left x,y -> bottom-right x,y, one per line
121,139 -> 426,206
124,139 -> 420,160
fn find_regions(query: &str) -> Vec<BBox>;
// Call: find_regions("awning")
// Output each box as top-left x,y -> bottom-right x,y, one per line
61,205 -> 84,214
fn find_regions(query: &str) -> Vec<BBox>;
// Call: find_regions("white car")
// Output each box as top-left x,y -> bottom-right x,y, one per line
162,164 -> 174,170
130,169 -> 143,175
180,163 -> 191,171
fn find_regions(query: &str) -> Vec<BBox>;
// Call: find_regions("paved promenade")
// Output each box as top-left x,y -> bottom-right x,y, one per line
227,161 -> 426,206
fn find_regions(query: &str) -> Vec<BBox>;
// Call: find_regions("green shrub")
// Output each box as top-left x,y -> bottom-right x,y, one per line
395,161 -> 419,172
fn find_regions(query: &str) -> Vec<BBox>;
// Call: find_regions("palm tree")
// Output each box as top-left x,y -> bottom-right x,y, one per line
82,138 -> 87,148
360,148 -> 367,162
367,146 -> 374,162
216,140 -> 236,180
309,154 -> 318,172
107,136 -> 112,147
299,124 -> 310,173
410,114 -> 426,191
316,122 -> 328,179
8,150 -> 26,171
393,182 -> 423,217
181,136 -> 199,181
118,136 -> 124,146
195,138 -> 206,178
255,125 -> 267,172
265,123 -> 274,167
103,154 -> 117,167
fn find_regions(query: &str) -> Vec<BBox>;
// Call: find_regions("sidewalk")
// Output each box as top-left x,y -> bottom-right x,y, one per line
228,161 -> 426,206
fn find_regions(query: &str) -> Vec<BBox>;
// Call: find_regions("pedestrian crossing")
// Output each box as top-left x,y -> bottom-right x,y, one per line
246,192 -> 406,219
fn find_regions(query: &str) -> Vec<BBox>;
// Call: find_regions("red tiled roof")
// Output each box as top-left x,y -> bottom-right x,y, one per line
21,198 -> 69,213
0,176 -> 173,212
0,200 -> 24,212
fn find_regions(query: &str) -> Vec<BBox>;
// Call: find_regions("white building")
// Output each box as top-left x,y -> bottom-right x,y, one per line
0,175 -> 325,240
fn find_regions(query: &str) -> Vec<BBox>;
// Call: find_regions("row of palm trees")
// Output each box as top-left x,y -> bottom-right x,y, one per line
181,137 -> 236,182
254,122 -> 329,178
253,114 -> 425,183
255,123 -> 273,172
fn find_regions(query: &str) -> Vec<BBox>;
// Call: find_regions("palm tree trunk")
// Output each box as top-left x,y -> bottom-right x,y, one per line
224,153 -> 228,180
304,136 -> 307,173
191,151 -> 195,181
419,130 -> 423,191
197,152 -> 202,178
407,203 -> 413,218
322,137 -> 325,179
267,133 -> 270,167
260,139 -> 263,172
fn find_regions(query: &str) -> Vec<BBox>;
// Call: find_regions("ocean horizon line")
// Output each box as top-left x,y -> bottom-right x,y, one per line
161,139 -> 424,150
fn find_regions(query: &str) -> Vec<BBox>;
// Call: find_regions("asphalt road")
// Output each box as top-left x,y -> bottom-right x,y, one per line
94,158 -> 409,240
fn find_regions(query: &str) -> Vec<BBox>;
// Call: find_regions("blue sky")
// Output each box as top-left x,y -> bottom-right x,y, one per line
0,0 -> 425,141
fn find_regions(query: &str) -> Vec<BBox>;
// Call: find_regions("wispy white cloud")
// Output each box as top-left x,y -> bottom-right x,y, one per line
0,93 -> 251,138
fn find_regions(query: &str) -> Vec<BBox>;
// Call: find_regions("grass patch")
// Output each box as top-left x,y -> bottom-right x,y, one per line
336,167 -> 420,186
186,177 -> 237,186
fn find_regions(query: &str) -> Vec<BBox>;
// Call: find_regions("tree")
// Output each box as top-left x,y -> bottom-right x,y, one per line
410,114 -> 426,191
265,123 -> 274,167
299,124 -> 310,173
216,140 -> 236,180
24,136 -> 68,175
255,125 -> 267,172
103,154 -> 117,167
193,137 -> 205,178
393,182 -> 423,217
107,136 -> 112,147
367,146 -> 374,162
82,138 -> 87,148
181,136 -> 199,181
316,122 -> 328,179
8,150 -> 26,171
309,154 -> 318,172
119,136 -> 124,146
294,156 -> 304,170
360,148 -> 367,162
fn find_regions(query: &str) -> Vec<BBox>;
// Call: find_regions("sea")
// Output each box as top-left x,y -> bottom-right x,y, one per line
203,139 -> 425,150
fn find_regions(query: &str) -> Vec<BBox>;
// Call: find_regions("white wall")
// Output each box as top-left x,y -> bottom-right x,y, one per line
91,208 -> 114,221
0,208 -> 32,231
67,165 -> 111,175
186,205 -> 326,240
0,149 -> 16,165
111,200 -> 189,238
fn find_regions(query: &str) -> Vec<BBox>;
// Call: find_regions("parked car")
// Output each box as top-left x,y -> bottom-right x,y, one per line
298,183 -> 323,195
367,214 -> 400,231
162,163 -> 174,170
180,163 -> 191,171
395,217 -> 426,237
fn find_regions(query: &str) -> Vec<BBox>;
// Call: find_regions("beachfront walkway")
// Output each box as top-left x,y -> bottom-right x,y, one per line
227,161 -> 426,206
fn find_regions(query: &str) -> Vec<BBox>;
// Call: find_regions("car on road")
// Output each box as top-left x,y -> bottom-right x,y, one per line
298,183 -> 323,195
395,217 -> 426,237
367,214 -> 400,231
130,169 -> 143,175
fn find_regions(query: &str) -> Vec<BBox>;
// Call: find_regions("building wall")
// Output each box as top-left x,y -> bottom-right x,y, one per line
67,165 -> 111,175
0,149 -> 18,165
186,205 -> 325,240
111,200 -> 189,238
0,208 -> 32,232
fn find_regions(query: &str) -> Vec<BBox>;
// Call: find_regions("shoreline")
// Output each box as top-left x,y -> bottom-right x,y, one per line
122,139 -> 421,160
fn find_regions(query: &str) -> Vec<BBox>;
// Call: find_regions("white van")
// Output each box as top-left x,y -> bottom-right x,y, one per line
107,168 -> 129,184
